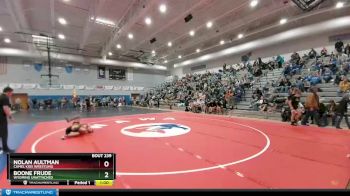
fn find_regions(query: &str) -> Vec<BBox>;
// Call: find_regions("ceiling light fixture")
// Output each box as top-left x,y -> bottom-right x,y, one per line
4,38 -> 11,43
58,17 -> 67,25
178,55 -> 182,59
128,33 -> 134,39
168,42 -> 172,47
116,44 -> 122,49
94,17 -> 116,27
58,34 -> 65,40
280,18 -> 288,25
238,34 -> 244,39
0,26 -> 2,32
196,49 -> 201,53
220,40 -> 225,45
336,1 -> 345,8
159,4 -> 167,13
189,30 -> 195,36
250,0 -> 259,7
108,52 -> 113,56
206,21 -> 213,28
145,17 -> 152,25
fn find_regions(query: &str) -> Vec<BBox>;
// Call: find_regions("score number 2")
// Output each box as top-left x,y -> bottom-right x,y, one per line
103,160 -> 111,179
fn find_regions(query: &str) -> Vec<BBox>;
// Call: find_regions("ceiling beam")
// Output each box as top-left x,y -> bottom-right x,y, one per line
100,0 -> 157,57
50,0 -> 56,35
125,0 -> 213,57
79,0 -> 106,50
4,0 -> 35,51
162,1 -> 284,61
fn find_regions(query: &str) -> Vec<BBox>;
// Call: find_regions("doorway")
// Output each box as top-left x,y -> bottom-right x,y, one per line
11,93 -> 29,111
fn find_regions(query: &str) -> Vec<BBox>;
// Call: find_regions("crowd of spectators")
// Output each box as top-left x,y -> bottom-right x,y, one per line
141,55 -> 286,114
142,39 -> 350,130
23,96 -> 128,111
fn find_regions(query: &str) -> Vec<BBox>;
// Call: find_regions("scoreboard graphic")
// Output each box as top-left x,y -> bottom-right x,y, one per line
6,153 -> 116,186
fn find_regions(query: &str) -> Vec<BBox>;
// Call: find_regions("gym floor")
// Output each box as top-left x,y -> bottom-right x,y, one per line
0,107 -> 349,189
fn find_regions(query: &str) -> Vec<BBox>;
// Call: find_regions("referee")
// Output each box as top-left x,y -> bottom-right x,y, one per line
0,87 -> 14,153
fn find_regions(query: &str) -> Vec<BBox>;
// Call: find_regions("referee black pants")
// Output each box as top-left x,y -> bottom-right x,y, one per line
0,118 -> 9,151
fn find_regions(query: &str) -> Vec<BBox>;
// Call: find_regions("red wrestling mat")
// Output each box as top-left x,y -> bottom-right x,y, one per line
1,112 -> 350,189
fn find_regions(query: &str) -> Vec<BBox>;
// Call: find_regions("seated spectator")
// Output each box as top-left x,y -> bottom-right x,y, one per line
306,73 -> 322,86
290,52 -> 301,65
251,96 -> 264,111
276,78 -> 291,93
338,77 -> 350,94
322,67 -> 333,83
283,63 -> 292,76
291,63 -> 301,75
259,98 -> 269,112
321,47 -> 328,57
295,77 -> 305,92
252,88 -> 263,100
308,48 -> 317,59
334,73 -> 342,85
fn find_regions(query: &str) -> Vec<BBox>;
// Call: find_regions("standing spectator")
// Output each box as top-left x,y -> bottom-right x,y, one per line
15,98 -> 21,111
321,47 -> 328,57
276,55 -> 284,68
301,87 -> 320,126
328,100 -> 337,126
334,94 -> 350,129
288,88 -> 302,126
318,99 -> 328,127
0,87 -> 15,153
345,43 -> 350,57
335,39 -> 344,56
225,89 -> 234,110
32,98 -> 37,110
308,48 -> 317,59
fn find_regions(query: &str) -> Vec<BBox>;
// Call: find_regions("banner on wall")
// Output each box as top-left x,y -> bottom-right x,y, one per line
37,84 -> 49,90
113,86 -> 122,91
9,83 -> 23,89
104,86 -> 114,90
56,66 -> 64,73
122,86 -> 130,91
34,63 -> 43,72
136,87 -> 145,91
85,85 -> 95,90
75,85 -> 85,90
63,85 -> 75,90
65,65 -> 73,74
98,66 -> 106,79
23,84 -> 37,89
0,83 -> 8,90
49,85 -> 63,90
95,85 -> 104,90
